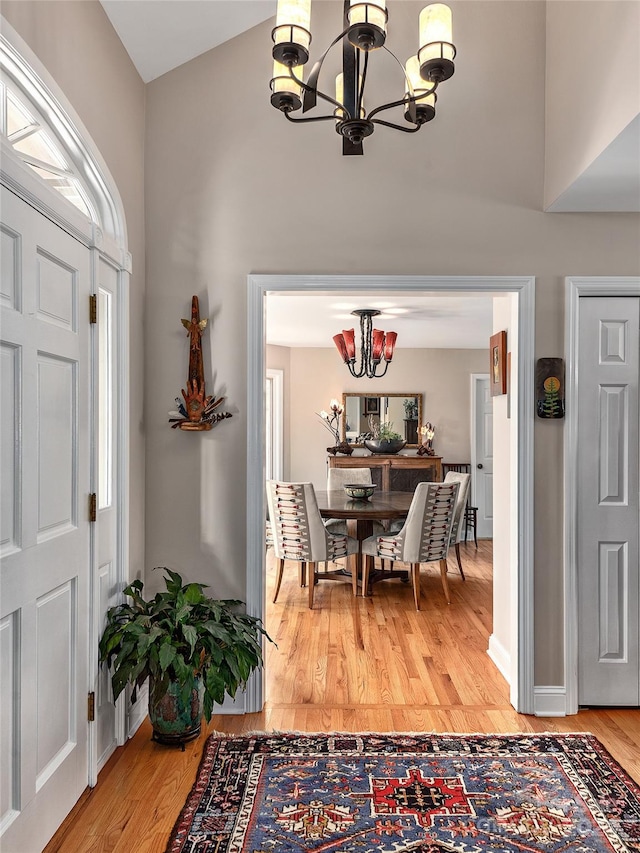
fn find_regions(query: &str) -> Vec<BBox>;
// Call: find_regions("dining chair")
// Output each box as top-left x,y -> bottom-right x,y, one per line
360,481 -> 459,610
443,471 -> 471,580
266,480 -> 359,608
442,462 -> 478,546
325,467 -> 385,536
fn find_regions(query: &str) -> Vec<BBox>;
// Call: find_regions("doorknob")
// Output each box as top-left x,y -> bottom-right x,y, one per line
477,463 -> 483,469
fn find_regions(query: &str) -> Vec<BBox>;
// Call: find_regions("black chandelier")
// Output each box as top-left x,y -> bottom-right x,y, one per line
270,0 -> 456,155
333,309 -> 397,378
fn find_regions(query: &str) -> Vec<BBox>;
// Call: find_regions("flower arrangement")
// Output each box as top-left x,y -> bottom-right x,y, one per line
316,398 -> 344,444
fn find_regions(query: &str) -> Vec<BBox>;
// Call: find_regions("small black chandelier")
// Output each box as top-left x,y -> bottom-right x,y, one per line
333,309 -> 397,378
270,0 -> 456,155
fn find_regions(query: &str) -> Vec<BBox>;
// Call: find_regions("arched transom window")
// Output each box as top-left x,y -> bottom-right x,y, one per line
0,78 -> 96,221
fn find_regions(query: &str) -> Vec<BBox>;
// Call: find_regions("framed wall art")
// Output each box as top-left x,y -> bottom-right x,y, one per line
490,330 -> 507,396
536,357 -> 565,418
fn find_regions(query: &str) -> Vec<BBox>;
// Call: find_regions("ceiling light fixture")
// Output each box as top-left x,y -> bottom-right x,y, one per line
270,0 -> 456,155
333,309 -> 397,378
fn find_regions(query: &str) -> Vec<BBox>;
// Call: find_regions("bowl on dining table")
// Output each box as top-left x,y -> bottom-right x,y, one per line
344,483 -> 377,500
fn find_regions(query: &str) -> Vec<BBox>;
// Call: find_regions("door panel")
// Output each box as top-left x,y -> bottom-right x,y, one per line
473,376 -> 493,538
0,188 -> 91,850
578,296 -> 639,706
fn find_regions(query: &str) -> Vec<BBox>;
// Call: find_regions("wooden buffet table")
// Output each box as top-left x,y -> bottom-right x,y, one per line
328,454 -> 442,492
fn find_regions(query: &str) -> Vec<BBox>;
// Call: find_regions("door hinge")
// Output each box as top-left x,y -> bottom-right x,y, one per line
89,294 -> 97,324
88,691 -> 95,722
89,493 -> 97,522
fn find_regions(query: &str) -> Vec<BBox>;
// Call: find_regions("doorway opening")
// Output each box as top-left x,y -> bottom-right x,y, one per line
246,275 -> 535,715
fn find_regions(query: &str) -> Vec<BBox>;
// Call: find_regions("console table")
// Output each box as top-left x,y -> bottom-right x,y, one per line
328,455 -> 442,492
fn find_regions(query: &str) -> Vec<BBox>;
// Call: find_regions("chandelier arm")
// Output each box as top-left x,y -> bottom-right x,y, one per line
301,25 -> 353,113
284,112 -> 341,124
371,118 -> 422,133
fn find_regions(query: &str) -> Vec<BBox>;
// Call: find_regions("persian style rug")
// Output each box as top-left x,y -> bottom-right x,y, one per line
165,732 -> 640,853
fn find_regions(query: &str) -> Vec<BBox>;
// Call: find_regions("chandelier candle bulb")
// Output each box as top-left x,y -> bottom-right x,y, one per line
418,3 -> 456,81
270,59 -> 303,112
272,0 -> 312,67
404,56 -> 436,123
347,0 -> 388,50
335,73 -> 366,120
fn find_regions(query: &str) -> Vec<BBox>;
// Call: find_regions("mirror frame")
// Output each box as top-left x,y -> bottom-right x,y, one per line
341,392 -> 423,447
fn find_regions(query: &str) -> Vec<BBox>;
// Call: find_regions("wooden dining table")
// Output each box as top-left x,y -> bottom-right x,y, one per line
315,490 -> 414,593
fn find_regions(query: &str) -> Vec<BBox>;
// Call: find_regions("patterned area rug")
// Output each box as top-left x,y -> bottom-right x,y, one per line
165,732 -> 640,853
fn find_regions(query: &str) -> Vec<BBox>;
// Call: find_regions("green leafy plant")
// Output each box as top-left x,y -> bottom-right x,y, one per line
377,421 -> 402,440
403,399 -> 418,420
99,568 -> 272,722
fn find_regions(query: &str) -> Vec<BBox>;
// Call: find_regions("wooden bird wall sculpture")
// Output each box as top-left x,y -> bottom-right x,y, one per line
168,295 -> 233,431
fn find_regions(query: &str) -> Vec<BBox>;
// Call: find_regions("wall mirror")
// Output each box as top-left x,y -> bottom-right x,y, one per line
342,393 -> 423,446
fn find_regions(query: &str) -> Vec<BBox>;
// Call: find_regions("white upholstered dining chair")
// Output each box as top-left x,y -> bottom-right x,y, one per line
266,480 -> 359,608
360,481 -> 459,610
443,470 -> 471,580
324,467 -> 385,537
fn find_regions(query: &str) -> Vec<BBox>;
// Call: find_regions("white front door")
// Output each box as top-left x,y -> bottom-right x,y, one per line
472,375 -> 493,539
577,296 -> 639,706
1,188 -> 91,850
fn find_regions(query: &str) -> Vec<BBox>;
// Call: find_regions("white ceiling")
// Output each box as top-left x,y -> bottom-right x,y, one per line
266,293 -> 494,349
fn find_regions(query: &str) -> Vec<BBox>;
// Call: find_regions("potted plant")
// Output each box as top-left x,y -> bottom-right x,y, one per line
99,568 -> 272,746
364,420 -> 407,455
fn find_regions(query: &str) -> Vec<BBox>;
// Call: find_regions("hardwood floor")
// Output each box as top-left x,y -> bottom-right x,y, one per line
44,541 -> 640,853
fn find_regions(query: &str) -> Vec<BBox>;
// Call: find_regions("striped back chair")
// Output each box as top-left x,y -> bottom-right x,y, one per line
361,481 -> 459,609
266,481 -> 359,608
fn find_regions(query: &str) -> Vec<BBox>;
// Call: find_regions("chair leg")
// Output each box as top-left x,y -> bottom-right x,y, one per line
272,558 -> 285,603
411,563 -> 421,610
439,559 -> 451,604
454,543 -> 466,580
362,556 -> 372,597
299,561 -> 306,587
308,562 -> 316,609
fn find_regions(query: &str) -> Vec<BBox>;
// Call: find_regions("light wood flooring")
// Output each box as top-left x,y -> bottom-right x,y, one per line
45,541 -> 640,853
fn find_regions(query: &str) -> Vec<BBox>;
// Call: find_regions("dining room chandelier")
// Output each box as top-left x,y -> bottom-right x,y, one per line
333,309 -> 397,378
270,0 -> 456,155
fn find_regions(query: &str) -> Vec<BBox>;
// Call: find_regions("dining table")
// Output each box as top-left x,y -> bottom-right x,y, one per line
314,489 -> 414,594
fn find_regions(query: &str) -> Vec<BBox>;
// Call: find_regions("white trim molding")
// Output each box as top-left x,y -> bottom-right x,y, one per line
246,275 -> 536,715
487,633 -> 511,684
534,686 -> 567,717
564,276 -> 640,716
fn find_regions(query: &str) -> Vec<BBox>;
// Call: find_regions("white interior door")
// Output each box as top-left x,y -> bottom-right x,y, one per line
1,188 -> 91,850
472,375 -> 493,539
577,296 -> 639,706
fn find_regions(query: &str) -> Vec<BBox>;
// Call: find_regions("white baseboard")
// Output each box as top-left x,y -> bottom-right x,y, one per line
215,692 -> 247,714
487,634 -> 510,684
534,685 -> 567,717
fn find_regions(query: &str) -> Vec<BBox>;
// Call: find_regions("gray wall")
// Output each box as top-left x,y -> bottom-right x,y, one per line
2,0 -> 147,578
143,0 -> 640,684
6,1 -> 639,688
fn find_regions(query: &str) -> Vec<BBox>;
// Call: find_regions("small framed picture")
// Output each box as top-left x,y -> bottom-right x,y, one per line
364,396 -> 380,415
490,330 -> 507,396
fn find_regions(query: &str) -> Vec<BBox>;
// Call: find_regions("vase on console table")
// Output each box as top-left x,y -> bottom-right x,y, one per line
327,442 -> 354,456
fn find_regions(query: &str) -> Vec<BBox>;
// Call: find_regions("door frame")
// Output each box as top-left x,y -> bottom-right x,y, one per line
246,275 -> 536,714
266,368 -> 284,481
564,276 -> 640,715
